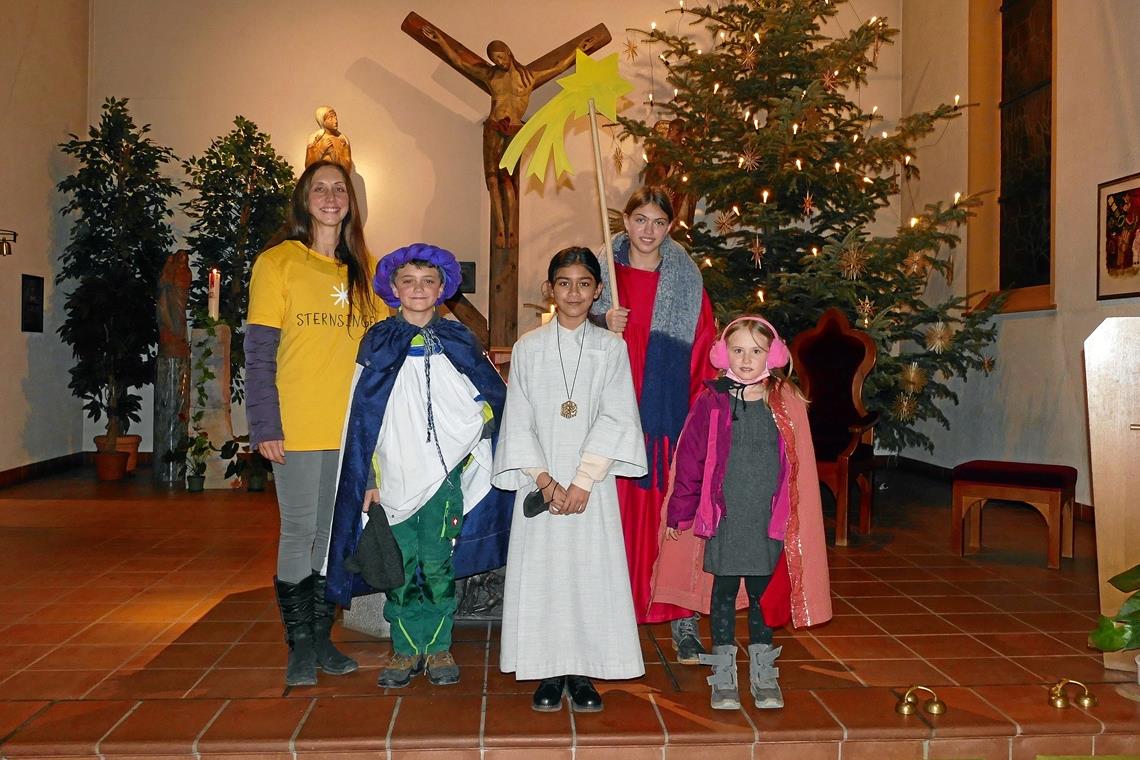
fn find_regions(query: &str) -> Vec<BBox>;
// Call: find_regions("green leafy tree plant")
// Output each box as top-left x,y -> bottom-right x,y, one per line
181,116 -> 295,401
57,97 -> 180,451
620,0 -> 1002,452
1089,564 -> 1140,653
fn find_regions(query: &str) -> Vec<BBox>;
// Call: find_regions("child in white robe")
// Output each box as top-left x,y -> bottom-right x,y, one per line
492,246 -> 648,713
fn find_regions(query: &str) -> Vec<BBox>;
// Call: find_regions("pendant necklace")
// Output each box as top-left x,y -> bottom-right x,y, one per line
555,321 -> 586,419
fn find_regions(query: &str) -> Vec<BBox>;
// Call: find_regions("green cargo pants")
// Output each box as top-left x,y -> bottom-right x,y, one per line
383,467 -> 464,656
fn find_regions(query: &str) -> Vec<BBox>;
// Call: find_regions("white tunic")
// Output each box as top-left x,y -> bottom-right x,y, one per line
492,320 -> 647,680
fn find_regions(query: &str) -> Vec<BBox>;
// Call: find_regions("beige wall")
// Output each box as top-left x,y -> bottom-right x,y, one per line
902,0 -> 1140,505
0,0 -> 89,472
81,0 -> 902,450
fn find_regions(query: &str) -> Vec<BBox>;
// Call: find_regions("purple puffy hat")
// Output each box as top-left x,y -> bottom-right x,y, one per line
373,243 -> 462,308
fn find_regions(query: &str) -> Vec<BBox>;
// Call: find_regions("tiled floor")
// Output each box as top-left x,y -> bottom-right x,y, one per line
0,467 -> 1138,759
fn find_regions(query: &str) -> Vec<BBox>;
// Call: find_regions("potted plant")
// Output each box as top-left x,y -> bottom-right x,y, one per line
182,426 -> 214,492
56,97 -> 180,479
1089,563 -> 1140,654
221,435 -> 271,492
181,116 -> 294,402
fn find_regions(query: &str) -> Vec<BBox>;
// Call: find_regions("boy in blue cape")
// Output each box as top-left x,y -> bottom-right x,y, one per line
324,243 -> 510,688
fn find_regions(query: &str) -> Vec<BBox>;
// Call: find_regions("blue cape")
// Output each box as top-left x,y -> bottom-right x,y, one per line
324,316 -> 512,607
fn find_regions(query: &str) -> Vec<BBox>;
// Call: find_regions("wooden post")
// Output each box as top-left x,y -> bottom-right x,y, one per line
587,98 -> 620,311
1084,317 -> 1140,673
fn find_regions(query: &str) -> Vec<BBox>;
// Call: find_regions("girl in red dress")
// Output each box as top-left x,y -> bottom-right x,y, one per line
592,187 -> 717,662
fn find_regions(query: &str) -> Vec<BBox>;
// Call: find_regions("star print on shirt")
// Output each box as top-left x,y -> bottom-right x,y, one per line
330,284 -> 350,307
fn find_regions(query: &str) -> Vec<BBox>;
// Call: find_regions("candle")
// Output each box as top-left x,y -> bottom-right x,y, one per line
540,304 -> 556,325
207,269 -> 220,321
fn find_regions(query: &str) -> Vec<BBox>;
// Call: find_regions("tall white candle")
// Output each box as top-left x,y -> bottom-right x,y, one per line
207,269 -> 220,321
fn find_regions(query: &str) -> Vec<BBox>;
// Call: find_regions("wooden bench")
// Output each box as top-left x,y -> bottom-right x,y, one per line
950,460 -> 1078,569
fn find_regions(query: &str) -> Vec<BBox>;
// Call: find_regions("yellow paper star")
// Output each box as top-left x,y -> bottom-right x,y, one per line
500,50 -> 633,180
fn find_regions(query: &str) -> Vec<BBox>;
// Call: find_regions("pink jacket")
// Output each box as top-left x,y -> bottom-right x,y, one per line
651,381 -> 832,629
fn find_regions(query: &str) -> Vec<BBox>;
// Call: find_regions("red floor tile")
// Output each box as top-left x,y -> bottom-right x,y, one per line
812,688 -> 931,740
928,656 -> 1041,686
184,667 -> 287,699
197,696 -> 312,754
971,684 -> 1103,736
99,698 -> 226,756
653,690 -> 755,745
2,700 -> 135,756
574,691 -> 663,746
483,693 -> 572,748
0,701 -> 50,742
387,694 -> 483,750
0,669 -> 111,700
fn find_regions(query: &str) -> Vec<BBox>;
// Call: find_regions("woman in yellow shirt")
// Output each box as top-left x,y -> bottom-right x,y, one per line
246,160 -> 384,686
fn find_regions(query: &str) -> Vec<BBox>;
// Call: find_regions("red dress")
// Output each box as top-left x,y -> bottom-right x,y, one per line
614,263 -> 717,624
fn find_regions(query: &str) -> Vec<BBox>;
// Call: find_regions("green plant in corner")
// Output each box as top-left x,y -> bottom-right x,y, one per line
57,97 -> 180,452
182,116 -> 295,402
1089,563 -> 1140,652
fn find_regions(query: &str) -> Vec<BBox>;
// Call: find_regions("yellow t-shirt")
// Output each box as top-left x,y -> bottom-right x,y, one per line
247,240 -> 388,450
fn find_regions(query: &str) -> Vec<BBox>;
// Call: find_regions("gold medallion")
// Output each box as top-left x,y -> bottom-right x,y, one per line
560,400 -> 578,419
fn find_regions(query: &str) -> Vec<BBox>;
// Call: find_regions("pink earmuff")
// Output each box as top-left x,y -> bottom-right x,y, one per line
708,316 -> 790,378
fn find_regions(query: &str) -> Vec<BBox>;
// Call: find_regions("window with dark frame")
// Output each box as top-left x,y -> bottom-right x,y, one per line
998,0 -> 1052,290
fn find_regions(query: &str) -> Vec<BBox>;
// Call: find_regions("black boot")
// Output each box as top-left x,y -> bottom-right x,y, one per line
274,575 -> 318,686
311,572 -> 358,675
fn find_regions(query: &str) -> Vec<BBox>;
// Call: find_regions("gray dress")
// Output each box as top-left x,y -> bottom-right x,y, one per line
703,395 -> 785,576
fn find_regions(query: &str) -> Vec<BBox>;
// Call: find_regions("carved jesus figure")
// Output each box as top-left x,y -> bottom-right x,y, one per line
404,13 -> 610,248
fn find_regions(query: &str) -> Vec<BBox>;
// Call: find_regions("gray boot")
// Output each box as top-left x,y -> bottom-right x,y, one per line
748,643 -> 783,709
698,644 -> 740,710
670,614 -> 707,664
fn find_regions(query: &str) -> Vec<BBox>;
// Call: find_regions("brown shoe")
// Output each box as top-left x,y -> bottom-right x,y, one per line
426,650 -> 460,685
377,652 -> 423,688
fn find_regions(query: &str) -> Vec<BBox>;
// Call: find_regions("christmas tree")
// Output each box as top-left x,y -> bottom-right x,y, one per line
619,0 -> 1001,452
181,116 -> 295,401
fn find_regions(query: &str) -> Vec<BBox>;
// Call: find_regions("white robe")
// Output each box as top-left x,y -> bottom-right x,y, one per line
492,320 -> 647,680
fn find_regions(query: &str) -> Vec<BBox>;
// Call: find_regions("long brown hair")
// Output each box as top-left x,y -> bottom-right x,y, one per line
722,319 -> 807,403
263,160 -> 376,327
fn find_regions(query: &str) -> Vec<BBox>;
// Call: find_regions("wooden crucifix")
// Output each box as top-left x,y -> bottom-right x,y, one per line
402,12 -> 611,348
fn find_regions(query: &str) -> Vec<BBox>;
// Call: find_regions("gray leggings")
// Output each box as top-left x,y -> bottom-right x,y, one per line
272,449 -> 339,583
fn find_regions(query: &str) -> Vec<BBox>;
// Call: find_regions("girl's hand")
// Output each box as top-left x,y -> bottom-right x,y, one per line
666,526 -> 683,541
547,483 -> 569,514
561,484 -> 589,514
605,307 -> 630,332
362,488 -> 379,513
257,439 -> 285,465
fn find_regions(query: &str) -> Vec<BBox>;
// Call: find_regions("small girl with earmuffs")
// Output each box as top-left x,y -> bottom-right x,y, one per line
656,315 -> 832,712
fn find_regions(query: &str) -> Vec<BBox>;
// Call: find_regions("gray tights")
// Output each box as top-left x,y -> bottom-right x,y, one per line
272,449 -> 339,584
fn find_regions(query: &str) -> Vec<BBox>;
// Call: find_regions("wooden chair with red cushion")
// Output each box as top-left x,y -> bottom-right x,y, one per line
790,308 -> 880,546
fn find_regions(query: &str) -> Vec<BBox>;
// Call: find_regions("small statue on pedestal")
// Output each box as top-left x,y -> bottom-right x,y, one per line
305,106 -> 353,171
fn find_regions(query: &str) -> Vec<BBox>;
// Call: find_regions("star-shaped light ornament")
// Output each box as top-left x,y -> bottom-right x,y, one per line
714,211 -> 738,236
330,283 -> 350,307
901,362 -> 928,393
924,321 -> 952,354
822,70 -> 839,92
500,50 -> 633,179
839,245 -> 868,280
613,145 -> 625,173
801,191 -> 816,217
892,392 -> 918,422
741,47 -> 758,71
749,236 -> 766,268
981,355 -> 996,376
739,147 -> 761,172
855,296 -> 875,323
623,37 -> 639,62
902,251 -> 927,276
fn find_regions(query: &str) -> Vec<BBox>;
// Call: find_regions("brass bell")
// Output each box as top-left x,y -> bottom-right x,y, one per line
895,685 -> 946,716
1048,678 -> 1097,709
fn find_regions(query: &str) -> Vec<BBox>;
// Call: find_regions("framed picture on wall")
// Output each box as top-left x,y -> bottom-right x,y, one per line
1097,171 -> 1140,300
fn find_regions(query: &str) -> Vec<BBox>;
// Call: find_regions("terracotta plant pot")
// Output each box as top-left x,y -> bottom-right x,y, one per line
94,434 -> 144,473
94,450 -> 130,481
186,475 -> 206,492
